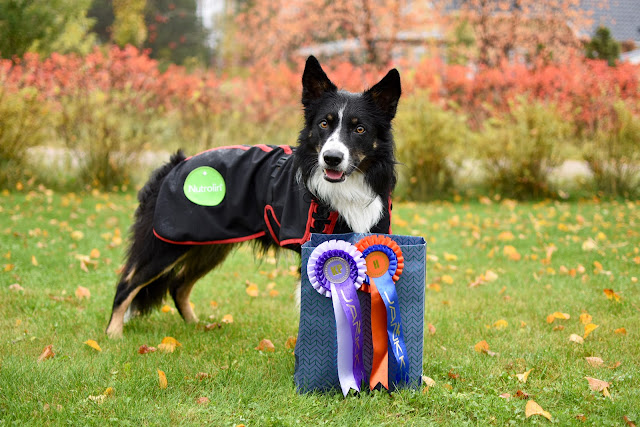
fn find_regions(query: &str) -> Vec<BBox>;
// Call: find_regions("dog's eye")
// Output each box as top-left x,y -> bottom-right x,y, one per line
319,120 -> 328,129
355,125 -> 366,134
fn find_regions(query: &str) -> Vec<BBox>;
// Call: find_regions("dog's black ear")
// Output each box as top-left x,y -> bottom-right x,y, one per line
302,56 -> 337,105
366,69 -> 401,120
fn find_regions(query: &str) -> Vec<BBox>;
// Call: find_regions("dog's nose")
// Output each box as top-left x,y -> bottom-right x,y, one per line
323,150 -> 344,168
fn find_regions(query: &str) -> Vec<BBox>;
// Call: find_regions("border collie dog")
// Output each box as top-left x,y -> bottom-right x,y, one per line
106,56 -> 401,338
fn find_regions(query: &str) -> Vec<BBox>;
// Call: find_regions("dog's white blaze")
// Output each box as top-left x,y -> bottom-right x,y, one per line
308,168 -> 384,233
319,103 -> 349,170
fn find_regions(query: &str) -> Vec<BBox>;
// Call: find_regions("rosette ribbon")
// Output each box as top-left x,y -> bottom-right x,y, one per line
356,235 -> 410,389
307,239 -> 367,396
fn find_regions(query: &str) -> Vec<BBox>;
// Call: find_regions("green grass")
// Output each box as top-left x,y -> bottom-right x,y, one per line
1,189 -> 639,425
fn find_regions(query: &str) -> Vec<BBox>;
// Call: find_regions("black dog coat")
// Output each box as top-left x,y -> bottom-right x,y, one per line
153,145 -> 392,251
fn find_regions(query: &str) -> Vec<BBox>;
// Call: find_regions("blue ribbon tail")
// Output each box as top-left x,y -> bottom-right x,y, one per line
374,271 -> 411,385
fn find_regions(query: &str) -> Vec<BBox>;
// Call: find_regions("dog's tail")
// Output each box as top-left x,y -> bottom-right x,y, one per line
123,150 -> 188,315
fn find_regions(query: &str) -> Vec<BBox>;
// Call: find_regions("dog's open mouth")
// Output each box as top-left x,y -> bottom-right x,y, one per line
323,168 -> 345,182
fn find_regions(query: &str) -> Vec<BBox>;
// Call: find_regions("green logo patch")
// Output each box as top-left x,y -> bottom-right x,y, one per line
183,166 -> 226,206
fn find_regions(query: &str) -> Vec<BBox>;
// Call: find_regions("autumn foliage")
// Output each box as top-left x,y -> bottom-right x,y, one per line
1,45 -> 639,195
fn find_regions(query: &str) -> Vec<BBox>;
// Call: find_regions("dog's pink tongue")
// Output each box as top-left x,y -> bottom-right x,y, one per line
324,169 -> 344,180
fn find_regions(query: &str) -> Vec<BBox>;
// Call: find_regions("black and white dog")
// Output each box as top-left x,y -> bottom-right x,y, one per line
106,56 -> 401,337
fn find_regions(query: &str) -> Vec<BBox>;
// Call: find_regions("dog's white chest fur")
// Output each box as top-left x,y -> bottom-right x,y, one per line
307,170 -> 384,233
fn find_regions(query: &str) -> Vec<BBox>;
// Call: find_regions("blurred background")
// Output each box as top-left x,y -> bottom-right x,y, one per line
0,0 -> 638,200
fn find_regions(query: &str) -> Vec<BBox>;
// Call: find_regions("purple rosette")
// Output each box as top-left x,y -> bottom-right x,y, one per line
307,239 -> 366,396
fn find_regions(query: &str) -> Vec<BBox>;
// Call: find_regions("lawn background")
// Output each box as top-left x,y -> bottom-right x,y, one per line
1,189 -> 639,425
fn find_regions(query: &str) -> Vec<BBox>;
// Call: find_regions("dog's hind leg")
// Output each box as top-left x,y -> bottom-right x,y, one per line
169,244 -> 234,323
106,245 -> 189,338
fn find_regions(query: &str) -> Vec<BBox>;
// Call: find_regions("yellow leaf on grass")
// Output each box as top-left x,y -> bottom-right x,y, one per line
584,376 -> 609,391
498,231 -> 515,241
285,336 -> 297,349
516,369 -> 533,383
255,339 -> 275,352
4,264 -> 15,272
103,387 -> 114,396
484,270 -> 498,282
37,345 -> 55,362
579,313 -> 592,325
31,255 -> 38,266
474,340 -> 489,353
443,252 -> 458,262
75,286 -> 91,299
614,327 -> 627,335
525,400 -> 552,420
222,314 -> 234,323
493,319 -> 508,330
161,304 -> 173,313
553,311 -> 570,320
503,245 -> 521,260
84,339 -> 102,352
442,275 -> 454,285
158,370 -> 168,389
603,288 -> 621,301
422,376 -> 436,387
569,334 -> 584,344
427,283 -> 441,292
245,282 -> 259,297
90,248 -> 100,259
584,323 -> 599,339
585,357 -> 604,367
158,337 -> 182,353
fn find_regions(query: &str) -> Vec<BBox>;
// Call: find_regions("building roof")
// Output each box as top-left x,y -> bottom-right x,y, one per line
586,0 -> 640,43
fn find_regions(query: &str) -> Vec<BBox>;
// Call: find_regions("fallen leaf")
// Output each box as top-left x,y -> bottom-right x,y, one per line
516,368 -> 533,383
196,396 -> 209,405
584,376 -> 609,392
103,387 -> 114,396
222,314 -> 234,323
623,415 -> 636,427
87,395 -> 106,404
525,400 -> 552,420
427,283 -> 441,292
579,313 -> 592,325
37,345 -> 55,362
575,414 -> 587,422
499,393 -> 511,399
585,357 -> 604,367
515,390 -> 530,399
603,288 -> 621,302
484,270 -> 499,281
255,339 -> 275,352
9,283 -> 24,292
422,376 -> 436,387
498,231 -> 515,241
493,319 -> 508,330
442,275 -> 454,285
614,327 -> 627,335
195,372 -> 210,380
443,252 -> 458,261
204,322 -> 221,331
75,286 -> 91,299
428,323 -> 436,335
4,264 -> 15,272
474,340 -> 489,353
31,255 -> 38,266
584,323 -> 599,339
285,336 -> 297,349
608,361 -> 622,369
84,339 -> 102,352
158,369 -> 168,389
569,334 -> 584,344
245,281 -> 259,297
138,344 -> 157,354
582,239 -> 597,251
70,230 -> 84,241
90,248 -> 100,259
158,337 -> 181,353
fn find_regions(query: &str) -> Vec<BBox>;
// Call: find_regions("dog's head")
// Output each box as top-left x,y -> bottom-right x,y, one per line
295,56 -> 401,198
